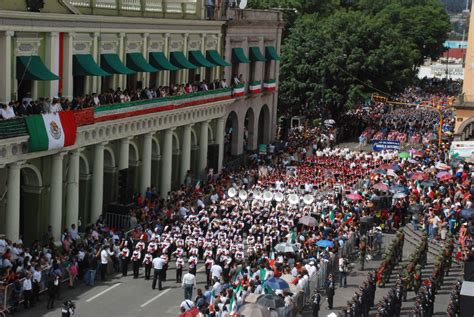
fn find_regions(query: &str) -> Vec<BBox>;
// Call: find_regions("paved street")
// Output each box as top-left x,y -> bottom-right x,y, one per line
15,263 -> 208,317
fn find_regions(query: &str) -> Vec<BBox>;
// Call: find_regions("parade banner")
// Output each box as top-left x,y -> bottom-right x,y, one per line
232,84 -> 245,97
372,140 -> 400,152
258,144 -> 267,154
249,81 -> 262,94
263,79 -> 277,92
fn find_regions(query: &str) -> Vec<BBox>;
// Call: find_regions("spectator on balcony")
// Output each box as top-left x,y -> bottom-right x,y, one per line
205,0 -> 215,20
200,81 -> 209,91
233,74 -> 240,86
16,100 -> 30,117
92,93 -> 101,107
220,78 -> 228,88
50,98 -> 63,113
0,102 -> 16,119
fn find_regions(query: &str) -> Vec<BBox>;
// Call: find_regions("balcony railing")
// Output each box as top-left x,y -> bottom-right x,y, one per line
0,88 -> 232,141
69,0 -> 197,14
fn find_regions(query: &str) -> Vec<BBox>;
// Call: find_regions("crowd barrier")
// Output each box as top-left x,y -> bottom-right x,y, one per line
104,212 -> 132,231
267,233 -> 357,317
0,263 -> 71,314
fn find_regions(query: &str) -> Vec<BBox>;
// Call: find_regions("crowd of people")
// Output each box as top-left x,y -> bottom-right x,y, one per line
0,81 -> 473,317
0,78 -> 229,120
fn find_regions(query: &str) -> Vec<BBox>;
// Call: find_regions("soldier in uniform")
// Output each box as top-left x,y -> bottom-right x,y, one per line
413,264 -> 422,294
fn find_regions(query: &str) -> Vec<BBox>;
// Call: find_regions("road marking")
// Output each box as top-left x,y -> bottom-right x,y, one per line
140,289 -> 171,307
86,283 -> 121,302
197,265 -> 206,273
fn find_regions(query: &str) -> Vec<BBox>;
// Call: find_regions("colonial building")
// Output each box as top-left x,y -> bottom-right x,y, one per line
0,1 -> 283,243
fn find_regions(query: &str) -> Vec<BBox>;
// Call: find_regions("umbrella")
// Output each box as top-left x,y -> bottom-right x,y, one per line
421,180 -> 436,188
274,242 -> 298,253
408,158 -> 417,164
387,170 -> 398,178
316,240 -> 334,248
238,304 -> 271,317
347,193 -> 363,200
393,192 -> 407,199
410,173 -> 428,181
436,171 -> 451,178
439,174 -> 452,182
399,152 -> 410,159
279,274 -> 300,293
257,294 -> 285,309
413,151 -> 424,157
372,183 -> 389,191
460,208 -> 474,220
391,164 -> 401,171
380,163 -> 393,170
435,162 -> 450,170
263,277 -> 290,291
324,119 -> 336,125
299,215 -> 318,227
245,293 -> 263,303
390,185 -> 407,193
377,170 -> 387,175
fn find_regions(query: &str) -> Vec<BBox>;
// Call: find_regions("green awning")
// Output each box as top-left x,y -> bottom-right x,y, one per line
232,48 -> 249,64
73,54 -> 111,77
170,51 -> 197,69
249,47 -> 267,62
265,46 -> 281,61
126,53 -> 157,73
16,56 -> 59,81
206,50 -> 231,67
100,53 -> 136,75
189,50 -> 214,68
149,52 -> 179,71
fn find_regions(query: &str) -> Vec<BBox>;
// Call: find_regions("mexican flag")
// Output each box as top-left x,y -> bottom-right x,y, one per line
232,84 -> 245,97
263,80 -> 277,92
25,112 -> 77,152
249,81 -> 262,94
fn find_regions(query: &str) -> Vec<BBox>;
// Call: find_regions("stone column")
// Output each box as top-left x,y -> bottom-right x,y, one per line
182,33 -> 189,84
242,38 -> 249,86
66,149 -> 81,229
201,33 -> 207,81
142,33 -> 150,87
198,120 -> 209,177
160,128 -> 174,198
255,36 -> 264,83
119,137 -> 131,170
44,32 -> 59,98
5,161 -> 23,242
0,31 -> 13,103
216,117 -> 225,173
118,32 -> 126,89
50,152 -> 66,242
140,133 -> 153,196
92,32 -> 100,93
163,33 -> 170,86
91,142 -> 106,222
180,124 -> 193,183
62,32 -> 74,99
224,36 -> 232,84
216,34 -> 223,81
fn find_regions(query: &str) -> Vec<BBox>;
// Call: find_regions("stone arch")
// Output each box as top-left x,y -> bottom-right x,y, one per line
20,164 -> 43,187
79,153 -> 90,175
208,125 -> 215,143
191,128 -> 199,147
456,117 -> 474,140
244,107 -> 257,151
152,136 -> 161,156
104,147 -> 116,168
258,104 -> 271,145
129,140 -> 140,163
172,132 -> 181,154
225,111 -> 241,156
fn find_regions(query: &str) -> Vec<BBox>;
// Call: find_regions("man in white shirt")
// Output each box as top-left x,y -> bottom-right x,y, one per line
32,265 -> 42,304
69,224 -> 78,241
152,256 -> 165,290
210,263 -> 222,281
99,246 -> 113,281
180,299 -> 195,312
182,270 -> 196,300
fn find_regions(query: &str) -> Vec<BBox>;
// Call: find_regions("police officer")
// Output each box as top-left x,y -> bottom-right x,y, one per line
312,289 -> 321,317
326,274 -> 335,309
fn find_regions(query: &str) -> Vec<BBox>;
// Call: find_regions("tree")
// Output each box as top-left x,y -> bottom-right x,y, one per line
279,11 -> 418,118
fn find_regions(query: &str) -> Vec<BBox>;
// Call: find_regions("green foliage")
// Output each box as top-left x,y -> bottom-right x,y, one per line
259,0 -> 452,115
279,10 -> 418,117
